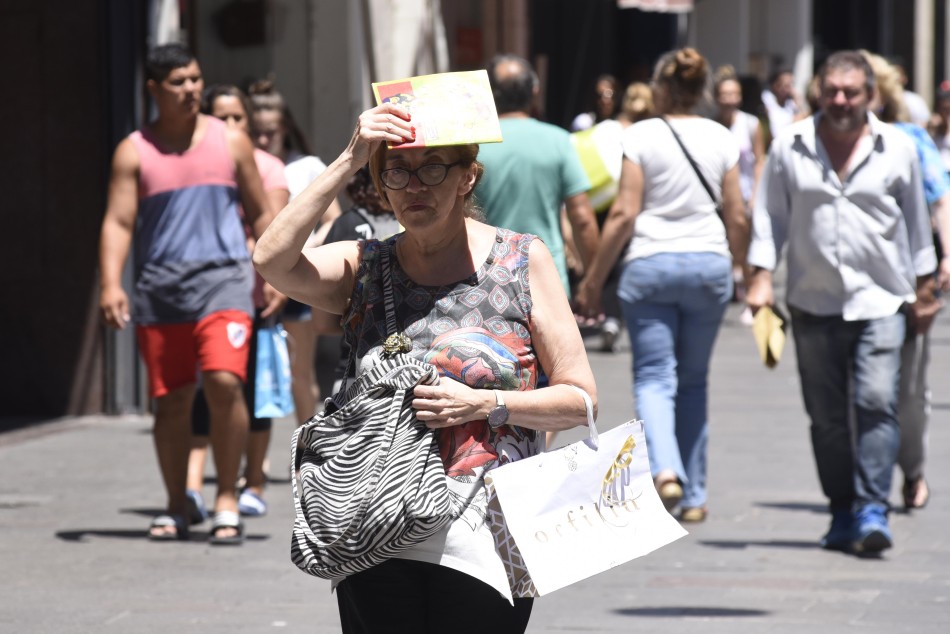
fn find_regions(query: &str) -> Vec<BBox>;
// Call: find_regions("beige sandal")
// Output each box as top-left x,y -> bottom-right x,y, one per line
679,507 -> 707,523
903,477 -> 929,509
655,478 -> 683,511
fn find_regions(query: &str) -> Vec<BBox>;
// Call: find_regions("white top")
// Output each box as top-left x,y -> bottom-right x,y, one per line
570,111 -> 595,132
589,118 -> 625,182
728,110 -> 759,202
284,152 -> 328,201
620,117 -> 739,262
761,89 -> 800,138
748,113 -> 937,321
902,90 -> 931,128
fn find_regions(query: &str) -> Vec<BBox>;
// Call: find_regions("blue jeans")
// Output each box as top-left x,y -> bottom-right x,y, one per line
790,308 -> 904,513
618,252 -> 732,508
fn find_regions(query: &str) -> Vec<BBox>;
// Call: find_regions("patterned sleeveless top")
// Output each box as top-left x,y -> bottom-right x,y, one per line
343,227 -> 543,471
339,228 -> 543,597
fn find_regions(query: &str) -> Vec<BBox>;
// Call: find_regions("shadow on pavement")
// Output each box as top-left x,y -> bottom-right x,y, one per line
754,501 -> 826,514
698,539 -> 816,550
120,507 -> 166,517
55,528 -> 271,543
56,508 -> 274,543
56,529 -> 147,541
615,606 -> 769,618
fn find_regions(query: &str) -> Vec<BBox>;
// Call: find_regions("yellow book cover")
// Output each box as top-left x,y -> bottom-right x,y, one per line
372,70 -> 503,148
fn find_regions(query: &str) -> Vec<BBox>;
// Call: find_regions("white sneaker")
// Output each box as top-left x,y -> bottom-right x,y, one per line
740,306 -> 754,326
600,319 -> 621,352
238,489 -> 267,517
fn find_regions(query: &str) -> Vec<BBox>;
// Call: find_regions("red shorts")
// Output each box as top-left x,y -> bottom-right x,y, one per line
136,309 -> 252,398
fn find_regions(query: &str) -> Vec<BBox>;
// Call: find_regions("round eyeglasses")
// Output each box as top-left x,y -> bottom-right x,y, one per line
379,161 -> 463,190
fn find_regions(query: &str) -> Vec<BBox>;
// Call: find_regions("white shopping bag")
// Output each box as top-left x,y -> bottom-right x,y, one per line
485,388 -> 687,596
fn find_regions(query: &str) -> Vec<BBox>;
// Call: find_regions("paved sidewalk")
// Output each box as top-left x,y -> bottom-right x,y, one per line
2,304 -> 949,633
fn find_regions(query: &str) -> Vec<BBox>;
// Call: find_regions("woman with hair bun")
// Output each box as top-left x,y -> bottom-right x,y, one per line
576,47 -> 749,523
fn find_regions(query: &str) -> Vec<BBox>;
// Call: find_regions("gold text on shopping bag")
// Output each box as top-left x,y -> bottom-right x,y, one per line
532,496 -> 643,543
530,435 -> 645,543
601,435 -> 636,507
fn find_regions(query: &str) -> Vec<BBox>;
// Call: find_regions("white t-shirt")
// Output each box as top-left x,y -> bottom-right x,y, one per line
621,117 -> 739,262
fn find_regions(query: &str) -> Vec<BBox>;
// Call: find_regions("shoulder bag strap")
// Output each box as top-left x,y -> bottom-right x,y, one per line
336,239 -> 393,394
379,241 -> 399,337
660,116 -> 720,211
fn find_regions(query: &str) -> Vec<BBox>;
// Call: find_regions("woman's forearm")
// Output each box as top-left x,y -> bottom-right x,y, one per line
253,152 -> 359,278
500,383 -> 598,432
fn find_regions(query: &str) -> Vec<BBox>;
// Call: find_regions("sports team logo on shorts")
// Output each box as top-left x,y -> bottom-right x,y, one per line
227,321 -> 249,349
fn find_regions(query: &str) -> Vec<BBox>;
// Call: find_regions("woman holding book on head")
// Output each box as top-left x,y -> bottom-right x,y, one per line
253,93 -> 597,631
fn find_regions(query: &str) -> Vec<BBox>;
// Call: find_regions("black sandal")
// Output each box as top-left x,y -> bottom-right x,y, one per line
148,514 -> 189,541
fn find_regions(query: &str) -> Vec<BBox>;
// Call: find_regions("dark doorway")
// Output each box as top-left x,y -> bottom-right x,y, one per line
530,0 -> 676,129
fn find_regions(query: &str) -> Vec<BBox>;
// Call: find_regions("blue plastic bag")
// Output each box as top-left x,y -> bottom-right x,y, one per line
254,322 -> 294,418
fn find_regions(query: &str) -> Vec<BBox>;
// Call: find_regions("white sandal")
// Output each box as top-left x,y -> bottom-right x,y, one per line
209,510 -> 244,545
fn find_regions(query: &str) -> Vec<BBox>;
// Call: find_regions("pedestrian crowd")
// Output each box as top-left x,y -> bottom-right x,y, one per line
569,47 -> 947,551
97,40 -> 948,632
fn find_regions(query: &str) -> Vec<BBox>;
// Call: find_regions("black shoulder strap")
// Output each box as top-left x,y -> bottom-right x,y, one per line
661,116 -> 719,208
379,241 -> 398,337
337,240 -> 397,393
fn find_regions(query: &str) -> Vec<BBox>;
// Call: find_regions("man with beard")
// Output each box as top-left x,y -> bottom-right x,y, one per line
745,50 -> 939,555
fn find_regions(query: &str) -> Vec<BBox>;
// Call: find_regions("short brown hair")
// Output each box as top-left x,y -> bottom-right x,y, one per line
819,50 -> 876,96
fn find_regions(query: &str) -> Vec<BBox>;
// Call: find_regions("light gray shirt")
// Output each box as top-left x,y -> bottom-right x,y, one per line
748,113 -> 937,321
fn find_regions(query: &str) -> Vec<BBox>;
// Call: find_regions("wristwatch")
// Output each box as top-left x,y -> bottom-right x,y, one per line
487,389 -> 509,429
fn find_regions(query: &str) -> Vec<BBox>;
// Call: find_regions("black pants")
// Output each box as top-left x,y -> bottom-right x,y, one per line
336,559 -> 533,633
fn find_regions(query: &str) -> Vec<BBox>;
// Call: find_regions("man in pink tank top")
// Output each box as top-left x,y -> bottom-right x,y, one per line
98,44 -> 273,545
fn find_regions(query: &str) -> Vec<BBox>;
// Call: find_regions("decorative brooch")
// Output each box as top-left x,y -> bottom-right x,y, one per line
382,332 -> 412,356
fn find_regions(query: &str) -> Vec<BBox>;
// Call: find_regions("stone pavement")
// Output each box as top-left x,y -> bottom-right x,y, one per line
2,304 -> 949,633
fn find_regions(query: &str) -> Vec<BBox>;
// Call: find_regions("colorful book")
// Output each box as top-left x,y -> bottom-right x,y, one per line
373,70 -> 503,148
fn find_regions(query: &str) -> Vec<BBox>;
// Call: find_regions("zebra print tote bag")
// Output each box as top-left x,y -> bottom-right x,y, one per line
290,243 -> 458,580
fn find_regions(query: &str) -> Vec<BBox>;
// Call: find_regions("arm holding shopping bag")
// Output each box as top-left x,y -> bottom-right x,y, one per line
410,237 -> 597,431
